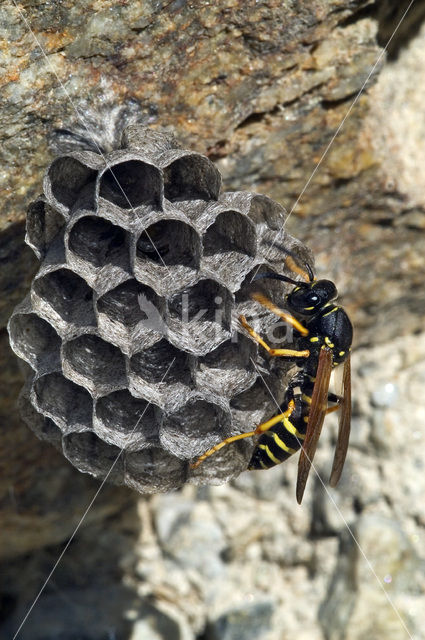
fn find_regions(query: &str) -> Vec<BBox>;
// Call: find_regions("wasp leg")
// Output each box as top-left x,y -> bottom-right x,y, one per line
251,293 -> 309,337
325,405 -> 340,415
255,400 -> 296,433
327,391 -> 341,403
325,391 -> 342,414
239,315 -> 310,358
191,401 -> 296,470
301,393 -> 340,420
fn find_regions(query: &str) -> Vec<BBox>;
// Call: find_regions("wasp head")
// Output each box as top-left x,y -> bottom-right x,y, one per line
286,279 -> 337,315
253,271 -> 337,316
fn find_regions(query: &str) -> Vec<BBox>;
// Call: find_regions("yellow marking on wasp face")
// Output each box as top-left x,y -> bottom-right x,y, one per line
302,394 -> 312,405
304,306 -> 314,310
293,286 -> 301,292
310,336 -> 319,342
339,350 -> 345,356
325,336 -> 334,348
259,444 -> 281,464
283,417 -> 305,440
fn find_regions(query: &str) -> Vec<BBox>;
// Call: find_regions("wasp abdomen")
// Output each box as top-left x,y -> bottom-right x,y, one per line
249,426 -> 301,469
248,387 -> 309,470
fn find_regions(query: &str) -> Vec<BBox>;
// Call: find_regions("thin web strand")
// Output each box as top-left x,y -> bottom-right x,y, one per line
250,357 -> 414,640
12,358 -> 176,639
252,0 -> 416,281
9,0 -> 170,271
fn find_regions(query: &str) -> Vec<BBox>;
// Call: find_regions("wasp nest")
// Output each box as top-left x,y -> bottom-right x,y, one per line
8,125 -> 312,492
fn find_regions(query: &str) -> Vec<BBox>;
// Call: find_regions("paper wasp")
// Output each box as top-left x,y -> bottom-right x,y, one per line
191,259 -> 353,504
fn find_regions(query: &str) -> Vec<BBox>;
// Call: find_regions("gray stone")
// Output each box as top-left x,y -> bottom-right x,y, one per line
371,382 -> 399,409
207,600 -> 274,640
320,515 -> 425,640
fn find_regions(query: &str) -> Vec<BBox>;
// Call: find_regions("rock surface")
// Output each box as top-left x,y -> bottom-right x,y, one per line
3,332 -> 425,639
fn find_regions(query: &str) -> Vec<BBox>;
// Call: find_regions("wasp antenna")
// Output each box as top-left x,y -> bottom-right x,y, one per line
252,272 -> 301,286
261,240 -> 313,283
305,262 -> 315,282
284,255 -> 313,283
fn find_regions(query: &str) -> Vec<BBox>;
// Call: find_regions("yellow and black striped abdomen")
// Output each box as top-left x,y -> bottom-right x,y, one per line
248,402 -> 308,470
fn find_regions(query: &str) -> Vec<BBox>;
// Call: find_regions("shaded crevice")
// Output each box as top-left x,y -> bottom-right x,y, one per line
235,80 -> 328,132
376,0 -> 425,60
321,91 -> 360,110
235,110 -> 273,130
335,2 -> 377,29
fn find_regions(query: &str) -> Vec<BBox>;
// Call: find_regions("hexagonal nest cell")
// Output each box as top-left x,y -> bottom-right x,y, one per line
8,124 -> 313,493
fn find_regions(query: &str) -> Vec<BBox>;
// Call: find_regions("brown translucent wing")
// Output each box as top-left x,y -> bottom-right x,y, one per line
296,347 -> 333,504
329,354 -> 351,487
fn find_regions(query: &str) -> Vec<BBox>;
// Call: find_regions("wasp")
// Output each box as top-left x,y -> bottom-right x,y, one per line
191,258 -> 353,504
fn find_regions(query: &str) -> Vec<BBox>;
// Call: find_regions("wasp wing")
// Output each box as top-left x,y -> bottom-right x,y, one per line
296,347 -> 333,504
329,354 -> 351,487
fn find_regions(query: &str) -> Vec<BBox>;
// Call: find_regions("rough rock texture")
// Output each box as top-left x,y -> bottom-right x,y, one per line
136,326 -> 425,640
2,1 -> 425,639
2,0 -> 424,344
3,333 -> 425,639
8,125 -> 310,491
